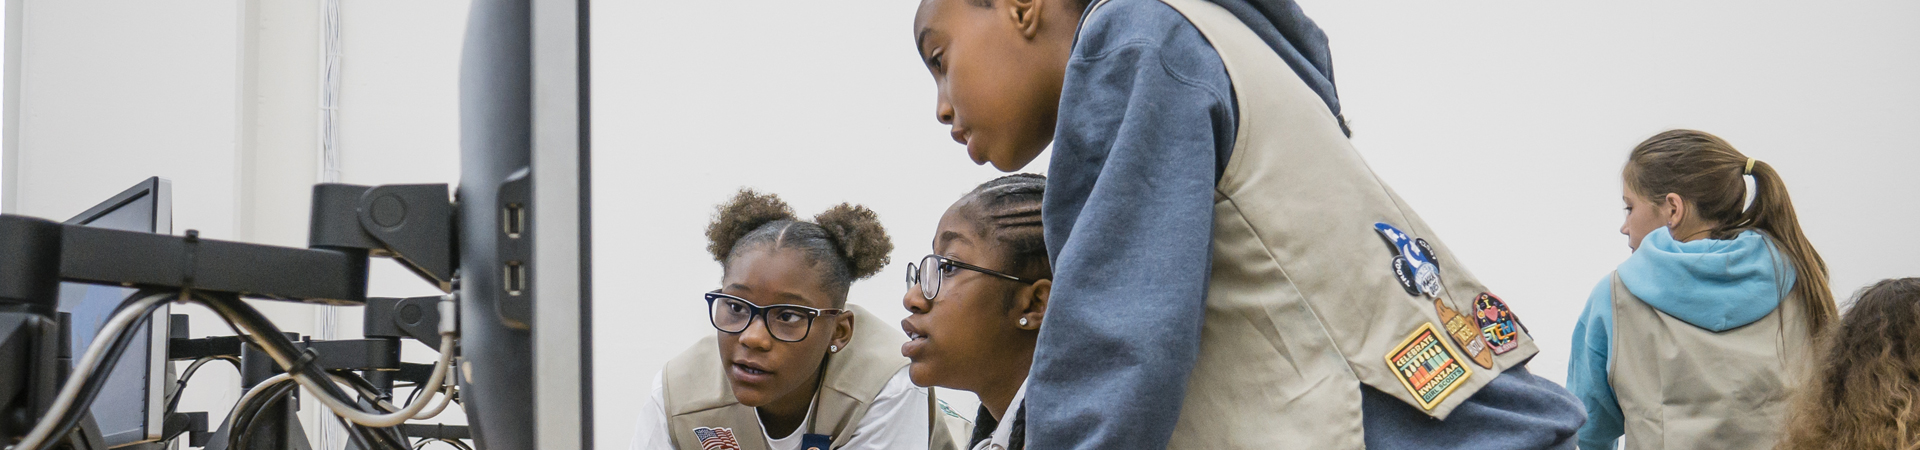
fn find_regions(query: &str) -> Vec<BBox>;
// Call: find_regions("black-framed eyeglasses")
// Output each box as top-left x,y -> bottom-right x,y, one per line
906,254 -> 1037,301
704,291 -> 846,342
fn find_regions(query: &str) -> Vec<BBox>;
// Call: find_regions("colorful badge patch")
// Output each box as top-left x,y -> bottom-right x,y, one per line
692,427 -> 741,450
1474,293 -> 1524,355
1374,223 -> 1443,297
1385,323 -> 1473,410
1436,298 -> 1495,369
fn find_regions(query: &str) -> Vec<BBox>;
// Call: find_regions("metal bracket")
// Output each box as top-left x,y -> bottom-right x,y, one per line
363,296 -> 447,350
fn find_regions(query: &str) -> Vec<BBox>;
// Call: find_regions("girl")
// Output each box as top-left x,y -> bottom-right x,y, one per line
629,189 -> 961,450
1779,278 -> 1920,450
909,0 -> 1585,447
899,174 -> 1050,450
1568,129 -> 1834,450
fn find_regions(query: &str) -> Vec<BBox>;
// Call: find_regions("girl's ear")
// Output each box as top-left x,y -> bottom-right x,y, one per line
1662,192 -> 1687,229
1007,0 -> 1044,39
830,312 -> 856,352
1015,279 -> 1050,330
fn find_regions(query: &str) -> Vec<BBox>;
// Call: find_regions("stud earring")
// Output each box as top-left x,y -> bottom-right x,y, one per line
829,345 -> 839,353
1018,318 -> 1029,327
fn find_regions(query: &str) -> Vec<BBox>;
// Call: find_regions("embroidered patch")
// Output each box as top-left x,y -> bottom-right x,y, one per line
1386,322 -> 1473,410
1436,298 -> 1495,369
1474,293 -> 1523,354
692,427 -> 741,450
1375,222 -> 1443,297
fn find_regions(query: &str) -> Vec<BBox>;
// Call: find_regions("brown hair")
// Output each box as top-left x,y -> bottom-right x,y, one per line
1778,278 -> 1920,450
705,189 -> 894,306
1623,129 -> 1835,334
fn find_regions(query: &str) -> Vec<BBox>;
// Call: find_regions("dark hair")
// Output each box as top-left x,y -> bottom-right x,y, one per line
1779,278 -> 1920,450
1624,129 -> 1835,334
705,189 -> 894,306
959,173 -> 1050,283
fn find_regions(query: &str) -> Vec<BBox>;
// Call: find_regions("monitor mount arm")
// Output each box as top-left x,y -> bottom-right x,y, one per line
0,182 -> 457,448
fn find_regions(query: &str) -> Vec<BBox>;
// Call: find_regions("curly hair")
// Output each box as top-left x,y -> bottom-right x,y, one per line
705,189 -> 894,306
1778,278 -> 1920,450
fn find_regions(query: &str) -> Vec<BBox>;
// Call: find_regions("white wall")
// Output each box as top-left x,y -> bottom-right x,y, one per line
3,0 -> 269,437
2,0 -> 470,447
587,1 -> 1920,448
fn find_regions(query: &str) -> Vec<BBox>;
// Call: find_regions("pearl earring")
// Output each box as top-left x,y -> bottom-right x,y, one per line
1018,318 -> 1029,327
829,345 -> 839,353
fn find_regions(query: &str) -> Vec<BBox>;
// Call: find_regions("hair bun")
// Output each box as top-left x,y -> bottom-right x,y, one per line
706,189 -> 797,262
812,203 -> 893,280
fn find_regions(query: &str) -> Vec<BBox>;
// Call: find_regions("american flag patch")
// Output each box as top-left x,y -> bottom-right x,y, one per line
692,427 -> 741,450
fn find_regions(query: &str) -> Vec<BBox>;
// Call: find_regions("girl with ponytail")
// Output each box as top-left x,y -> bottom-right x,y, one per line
629,189 -> 963,450
1567,130 -> 1832,450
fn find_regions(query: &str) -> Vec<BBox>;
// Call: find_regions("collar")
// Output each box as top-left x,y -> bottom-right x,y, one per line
977,381 -> 1029,450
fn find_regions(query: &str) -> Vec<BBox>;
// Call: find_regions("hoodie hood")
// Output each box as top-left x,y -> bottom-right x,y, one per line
1200,0 -> 1348,136
1617,227 -> 1795,331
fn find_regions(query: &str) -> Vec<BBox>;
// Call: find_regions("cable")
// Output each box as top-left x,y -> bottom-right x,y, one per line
412,437 -> 475,450
229,379 -> 299,450
6,290 -> 176,450
402,381 -> 428,406
165,355 -> 241,413
333,370 -> 394,404
190,292 -> 458,428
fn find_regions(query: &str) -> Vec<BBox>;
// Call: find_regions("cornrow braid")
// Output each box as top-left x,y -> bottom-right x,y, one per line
705,189 -> 895,306
962,174 -> 1049,281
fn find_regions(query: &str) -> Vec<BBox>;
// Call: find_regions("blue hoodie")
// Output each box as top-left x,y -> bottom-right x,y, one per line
1566,228 -> 1795,450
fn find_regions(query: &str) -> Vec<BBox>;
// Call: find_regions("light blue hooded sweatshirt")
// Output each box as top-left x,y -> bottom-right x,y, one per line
1566,227 -> 1795,450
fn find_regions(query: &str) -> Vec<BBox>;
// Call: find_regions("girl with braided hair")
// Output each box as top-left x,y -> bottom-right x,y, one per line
899,174 -> 1050,450
1568,129 -> 1834,450
629,189 -> 964,450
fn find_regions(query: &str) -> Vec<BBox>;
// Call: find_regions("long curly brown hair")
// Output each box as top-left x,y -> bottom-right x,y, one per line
1778,278 -> 1920,450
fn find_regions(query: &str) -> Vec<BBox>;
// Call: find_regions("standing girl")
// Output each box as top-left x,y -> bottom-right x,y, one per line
1567,129 -> 1834,450
629,189 -> 962,450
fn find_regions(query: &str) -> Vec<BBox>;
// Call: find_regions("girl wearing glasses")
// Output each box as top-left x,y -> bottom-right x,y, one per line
629,189 -> 963,450
900,174 -> 1050,450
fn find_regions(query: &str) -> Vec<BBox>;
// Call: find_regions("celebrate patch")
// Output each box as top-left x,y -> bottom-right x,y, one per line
1386,322 -> 1473,410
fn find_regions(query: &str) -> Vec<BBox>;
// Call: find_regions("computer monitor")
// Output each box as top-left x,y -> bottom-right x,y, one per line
456,0 -> 593,448
55,176 -> 171,446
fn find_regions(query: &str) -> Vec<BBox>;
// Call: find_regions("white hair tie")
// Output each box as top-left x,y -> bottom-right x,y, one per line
1741,158 -> 1758,213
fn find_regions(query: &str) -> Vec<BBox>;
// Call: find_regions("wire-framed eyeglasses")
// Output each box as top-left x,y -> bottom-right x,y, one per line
905,254 -> 1037,301
704,291 -> 846,342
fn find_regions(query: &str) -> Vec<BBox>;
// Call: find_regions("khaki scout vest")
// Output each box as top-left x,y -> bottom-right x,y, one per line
662,305 -> 964,450
1082,0 -> 1541,447
1608,273 -> 1809,450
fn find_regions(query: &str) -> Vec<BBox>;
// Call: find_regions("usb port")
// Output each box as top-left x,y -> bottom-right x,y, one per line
504,261 -> 526,296
503,203 -> 525,239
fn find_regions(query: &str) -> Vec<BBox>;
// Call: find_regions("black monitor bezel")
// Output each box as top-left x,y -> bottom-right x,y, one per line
61,176 -> 171,445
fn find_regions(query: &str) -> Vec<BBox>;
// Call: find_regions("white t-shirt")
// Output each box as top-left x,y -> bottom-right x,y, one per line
629,366 -> 929,450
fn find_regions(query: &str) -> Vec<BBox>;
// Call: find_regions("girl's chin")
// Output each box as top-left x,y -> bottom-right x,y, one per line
906,362 -> 947,387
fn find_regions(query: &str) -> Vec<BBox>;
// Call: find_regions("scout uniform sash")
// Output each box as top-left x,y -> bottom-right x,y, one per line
1608,272 -> 1809,450
662,305 -> 963,450
1079,0 -> 1545,446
